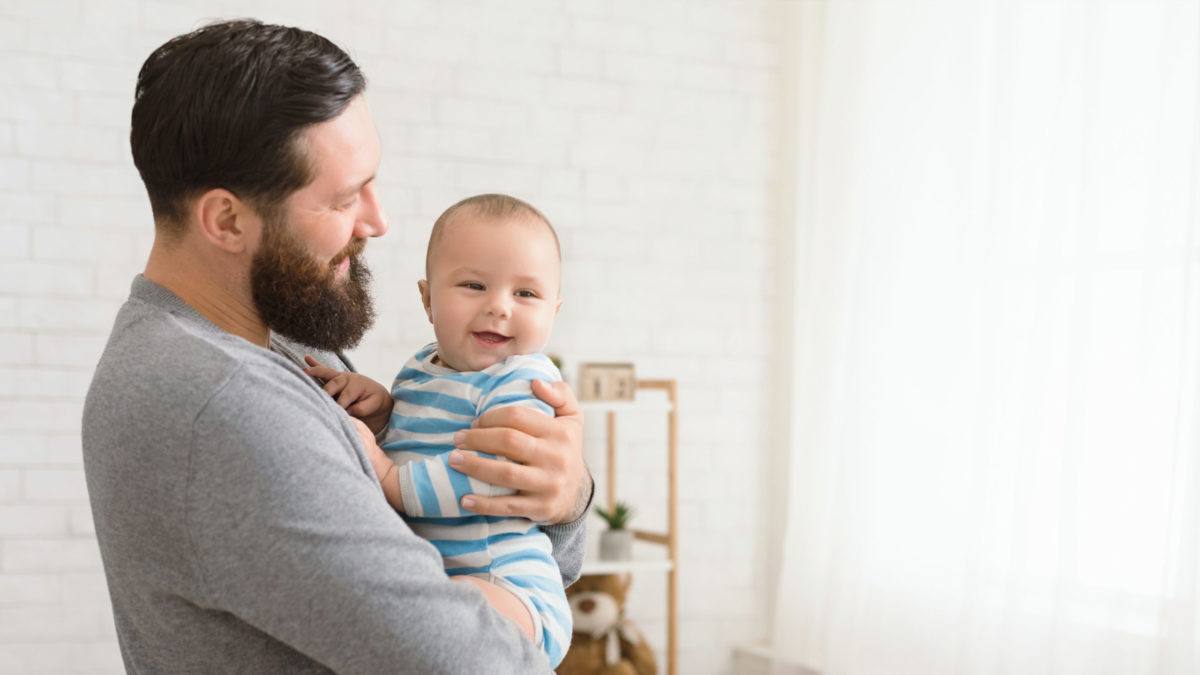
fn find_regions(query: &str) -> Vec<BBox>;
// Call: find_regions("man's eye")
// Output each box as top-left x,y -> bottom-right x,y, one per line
335,197 -> 358,211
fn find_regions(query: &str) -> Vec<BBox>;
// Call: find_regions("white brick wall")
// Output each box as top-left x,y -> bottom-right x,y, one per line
0,1 -> 782,672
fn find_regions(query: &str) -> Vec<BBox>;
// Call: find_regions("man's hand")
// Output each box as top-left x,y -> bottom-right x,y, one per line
303,355 -> 394,435
451,380 -> 592,524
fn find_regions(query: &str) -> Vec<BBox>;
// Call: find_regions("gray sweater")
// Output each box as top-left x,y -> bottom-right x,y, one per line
82,276 -> 586,674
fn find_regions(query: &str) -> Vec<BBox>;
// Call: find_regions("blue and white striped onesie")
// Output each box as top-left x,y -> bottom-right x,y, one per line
383,343 -> 572,667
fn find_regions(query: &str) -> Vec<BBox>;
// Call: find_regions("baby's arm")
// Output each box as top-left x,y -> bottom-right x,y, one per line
303,355 -> 394,435
349,417 -> 404,512
304,356 -> 405,511
395,355 -> 561,518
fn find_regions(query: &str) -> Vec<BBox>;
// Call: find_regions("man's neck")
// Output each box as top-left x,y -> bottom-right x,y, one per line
144,241 -> 270,348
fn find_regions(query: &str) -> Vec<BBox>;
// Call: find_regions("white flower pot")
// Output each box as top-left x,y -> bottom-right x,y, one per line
599,529 -> 633,561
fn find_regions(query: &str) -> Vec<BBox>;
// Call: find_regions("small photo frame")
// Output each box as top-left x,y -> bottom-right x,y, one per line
577,362 -> 637,402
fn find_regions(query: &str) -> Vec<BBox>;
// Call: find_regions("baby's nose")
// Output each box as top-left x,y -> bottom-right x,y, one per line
487,294 -> 512,317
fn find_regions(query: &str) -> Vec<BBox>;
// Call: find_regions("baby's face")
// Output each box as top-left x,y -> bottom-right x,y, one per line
420,214 -> 562,372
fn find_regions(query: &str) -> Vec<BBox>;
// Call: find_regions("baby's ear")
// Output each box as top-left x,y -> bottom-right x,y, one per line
417,280 -> 433,323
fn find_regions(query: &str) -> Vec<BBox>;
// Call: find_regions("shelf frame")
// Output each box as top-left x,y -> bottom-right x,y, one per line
584,378 -> 678,675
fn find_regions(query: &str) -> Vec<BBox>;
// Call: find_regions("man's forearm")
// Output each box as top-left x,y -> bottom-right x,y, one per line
564,470 -> 595,524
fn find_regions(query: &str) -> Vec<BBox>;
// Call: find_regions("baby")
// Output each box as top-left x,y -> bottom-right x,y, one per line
306,193 -> 572,667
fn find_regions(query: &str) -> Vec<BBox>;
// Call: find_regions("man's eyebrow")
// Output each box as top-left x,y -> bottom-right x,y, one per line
332,175 -> 375,202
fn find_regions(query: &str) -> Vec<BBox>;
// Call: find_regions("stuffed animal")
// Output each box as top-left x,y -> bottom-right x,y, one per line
556,573 -> 657,675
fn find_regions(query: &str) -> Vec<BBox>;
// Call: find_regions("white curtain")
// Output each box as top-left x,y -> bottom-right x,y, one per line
773,1 -> 1200,673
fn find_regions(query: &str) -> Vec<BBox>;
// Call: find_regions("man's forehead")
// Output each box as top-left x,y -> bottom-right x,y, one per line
299,95 -> 380,196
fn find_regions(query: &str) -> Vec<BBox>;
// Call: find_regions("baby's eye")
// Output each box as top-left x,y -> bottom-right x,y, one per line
462,282 -> 485,291
515,290 -> 539,298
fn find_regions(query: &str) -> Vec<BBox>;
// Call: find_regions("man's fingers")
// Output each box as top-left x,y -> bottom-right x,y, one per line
531,379 -> 581,420
461,493 -> 547,521
458,379 -> 587,524
451,450 -> 545,493
530,379 -> 566,409
456,424 -> 540,464
471,406 -> 566,453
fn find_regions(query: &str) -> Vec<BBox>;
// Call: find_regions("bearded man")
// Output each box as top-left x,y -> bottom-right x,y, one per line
82,19 -> 591,674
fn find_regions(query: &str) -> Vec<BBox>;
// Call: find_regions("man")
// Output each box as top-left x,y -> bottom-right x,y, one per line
82,19 -> 591,673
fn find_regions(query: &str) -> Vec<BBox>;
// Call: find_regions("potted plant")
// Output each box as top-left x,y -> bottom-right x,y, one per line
595,501 -> 636,561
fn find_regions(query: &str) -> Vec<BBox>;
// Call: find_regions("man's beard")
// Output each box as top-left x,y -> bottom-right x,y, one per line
250,215 -> 376,353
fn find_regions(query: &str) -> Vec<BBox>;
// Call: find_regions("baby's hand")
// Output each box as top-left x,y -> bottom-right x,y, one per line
303,355 -> 394,435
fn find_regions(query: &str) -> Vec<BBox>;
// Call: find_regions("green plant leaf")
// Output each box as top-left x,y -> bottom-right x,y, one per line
594,500 -> 636,530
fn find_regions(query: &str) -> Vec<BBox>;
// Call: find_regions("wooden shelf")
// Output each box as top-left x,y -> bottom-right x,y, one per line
581,379 -> 678,675
579,398 -> 674,414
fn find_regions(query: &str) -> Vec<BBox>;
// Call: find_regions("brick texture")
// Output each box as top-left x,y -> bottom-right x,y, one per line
0,2 -> 781,672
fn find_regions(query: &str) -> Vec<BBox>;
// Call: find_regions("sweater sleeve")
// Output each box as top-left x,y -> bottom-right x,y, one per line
542,492 -> 590,586
186,365 -> 553,674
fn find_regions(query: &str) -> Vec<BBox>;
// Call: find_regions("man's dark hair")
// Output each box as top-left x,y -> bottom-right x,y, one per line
131,19 -> 366,232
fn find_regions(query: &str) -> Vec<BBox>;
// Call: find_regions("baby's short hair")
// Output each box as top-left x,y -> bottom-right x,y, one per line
425,194 -> 560,279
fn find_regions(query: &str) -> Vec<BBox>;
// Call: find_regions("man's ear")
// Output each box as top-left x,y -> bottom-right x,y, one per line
417,279 -> 433,323
194,188 -> 255,254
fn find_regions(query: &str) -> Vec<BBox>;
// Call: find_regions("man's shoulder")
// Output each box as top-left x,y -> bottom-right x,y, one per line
83,294 -> 310,439
91,296 -> 261,396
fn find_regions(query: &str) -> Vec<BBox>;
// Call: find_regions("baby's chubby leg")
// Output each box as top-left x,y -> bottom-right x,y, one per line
452,575 -> 536,641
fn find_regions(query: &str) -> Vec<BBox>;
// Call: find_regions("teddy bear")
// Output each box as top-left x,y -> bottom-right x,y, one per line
556,573 -> 657,675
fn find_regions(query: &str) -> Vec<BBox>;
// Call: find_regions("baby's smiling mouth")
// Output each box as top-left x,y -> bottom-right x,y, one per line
473,331 -> 512,346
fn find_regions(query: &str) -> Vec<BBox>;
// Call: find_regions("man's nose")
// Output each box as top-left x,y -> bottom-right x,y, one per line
354,182 -> 388,238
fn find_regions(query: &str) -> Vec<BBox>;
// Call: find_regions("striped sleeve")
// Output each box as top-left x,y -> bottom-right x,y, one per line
387,352 -> 562,518
475,354 -> 563,418
386,352 -> 480,518
395,455 -> 477,518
